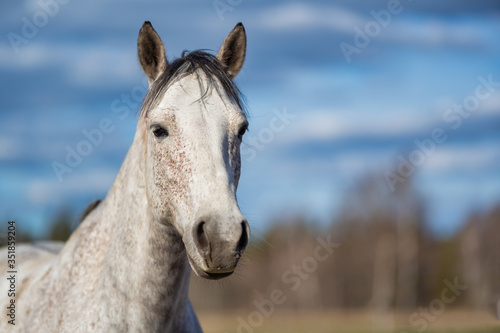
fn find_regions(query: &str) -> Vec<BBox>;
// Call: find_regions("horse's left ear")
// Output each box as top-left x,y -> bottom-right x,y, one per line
217,23 -> 246,79
138,21 -> 168,85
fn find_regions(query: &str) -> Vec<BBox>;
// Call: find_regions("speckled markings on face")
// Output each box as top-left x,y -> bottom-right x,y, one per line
144,71 -> 247,234
147,109 -> 195,228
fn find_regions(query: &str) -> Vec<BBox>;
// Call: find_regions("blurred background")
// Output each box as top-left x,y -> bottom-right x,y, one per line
1,0 -> 499,332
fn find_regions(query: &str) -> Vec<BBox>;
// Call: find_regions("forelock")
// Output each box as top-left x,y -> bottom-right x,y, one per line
140,50 -> 246,118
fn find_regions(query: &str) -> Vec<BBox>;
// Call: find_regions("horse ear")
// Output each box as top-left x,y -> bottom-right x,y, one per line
138,21 -> 168,85
216,22 -> 246,79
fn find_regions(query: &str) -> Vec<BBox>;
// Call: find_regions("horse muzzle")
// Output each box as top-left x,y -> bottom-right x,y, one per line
185,215 -> 249,280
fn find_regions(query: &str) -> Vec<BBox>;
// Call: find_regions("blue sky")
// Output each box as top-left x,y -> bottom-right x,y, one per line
1,0 -> 499,238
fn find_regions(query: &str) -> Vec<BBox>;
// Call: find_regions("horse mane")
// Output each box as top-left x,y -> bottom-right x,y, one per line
140,50 -> 246,117
80,199 -> 101,222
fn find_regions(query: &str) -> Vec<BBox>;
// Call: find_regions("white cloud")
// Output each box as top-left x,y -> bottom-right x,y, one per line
480,91 -> 500,115
28,168 -> 116,205
424,145 -> 499,172
258,2 -> 363,32
257,2 -> 491,49
0,137 -> 22,160
0,42 -> 56,69
0,41 -> 140,87
384,19 -> 486,48
274,109 -> 433,146
70,47 -> 140,87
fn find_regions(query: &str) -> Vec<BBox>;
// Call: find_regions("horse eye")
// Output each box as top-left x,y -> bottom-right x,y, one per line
152,126 -> 168,138
237,124 -> 248,139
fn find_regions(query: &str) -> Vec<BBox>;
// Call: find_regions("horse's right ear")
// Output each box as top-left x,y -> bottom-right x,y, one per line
137,21 -> 168,86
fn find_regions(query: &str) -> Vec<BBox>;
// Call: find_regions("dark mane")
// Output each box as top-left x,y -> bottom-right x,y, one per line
140,50 -> 246,117
80,199 -> 101,222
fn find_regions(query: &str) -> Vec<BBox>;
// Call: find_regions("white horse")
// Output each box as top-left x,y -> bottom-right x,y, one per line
0,21 -> 250,332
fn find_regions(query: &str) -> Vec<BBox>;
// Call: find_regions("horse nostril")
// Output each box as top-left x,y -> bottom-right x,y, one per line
235,220 -> 249,255
194,221 -> 210,254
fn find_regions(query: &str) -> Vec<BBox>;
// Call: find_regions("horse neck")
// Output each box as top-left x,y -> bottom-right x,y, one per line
97,123 -> 191,328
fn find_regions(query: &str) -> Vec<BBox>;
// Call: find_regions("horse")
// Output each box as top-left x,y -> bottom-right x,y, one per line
0,21 -> 250,332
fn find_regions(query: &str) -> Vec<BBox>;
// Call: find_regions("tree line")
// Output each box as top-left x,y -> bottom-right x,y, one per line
3,175 -> 499,313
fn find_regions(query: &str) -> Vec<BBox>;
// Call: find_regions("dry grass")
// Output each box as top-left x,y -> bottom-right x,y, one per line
197,310 -> 500,333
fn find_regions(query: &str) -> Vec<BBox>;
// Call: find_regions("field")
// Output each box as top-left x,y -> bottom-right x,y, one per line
198,310 -> 500,333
